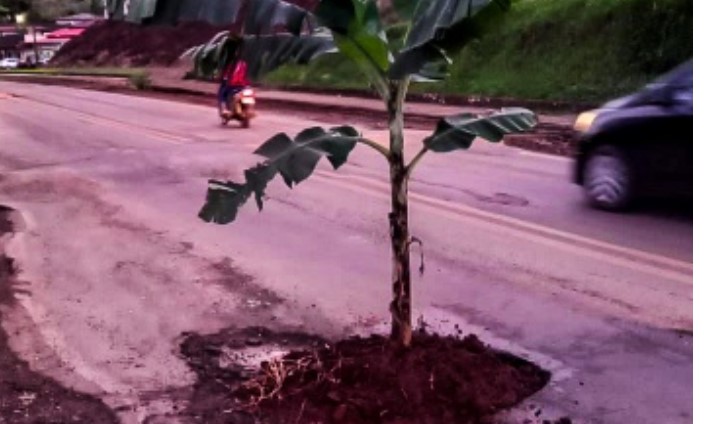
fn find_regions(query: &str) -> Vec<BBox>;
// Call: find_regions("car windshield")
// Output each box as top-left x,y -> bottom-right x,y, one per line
650,60 -> 693,88
609,61 -> 692,110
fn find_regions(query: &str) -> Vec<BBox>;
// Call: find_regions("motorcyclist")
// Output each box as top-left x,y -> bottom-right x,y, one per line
218,57 -> 250,116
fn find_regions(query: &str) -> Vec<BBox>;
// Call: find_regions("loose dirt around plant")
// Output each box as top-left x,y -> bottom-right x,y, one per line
179,327 -> 550,424
0,207 -> 119,424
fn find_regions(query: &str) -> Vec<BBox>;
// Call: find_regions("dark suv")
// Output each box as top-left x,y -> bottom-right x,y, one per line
573,61 -> 692,210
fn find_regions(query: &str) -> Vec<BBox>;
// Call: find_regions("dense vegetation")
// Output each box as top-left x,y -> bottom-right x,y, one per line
8,0 -> 691,102
264,0 -> 692,102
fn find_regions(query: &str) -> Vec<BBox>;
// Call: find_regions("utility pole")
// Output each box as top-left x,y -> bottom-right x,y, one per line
14,11 -> 37,64
31,21 -> 37,64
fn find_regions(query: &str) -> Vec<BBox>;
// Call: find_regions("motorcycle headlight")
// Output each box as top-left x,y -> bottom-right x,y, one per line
574,110 -> 599,133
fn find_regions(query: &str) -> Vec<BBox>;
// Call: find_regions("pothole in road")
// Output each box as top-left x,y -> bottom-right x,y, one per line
180,326 -> 325,377
220,345 -> 296,373
179,326 -> 550,424
478,192 -> 530,207
417,180 -> 531,208
0,206 -> 120,424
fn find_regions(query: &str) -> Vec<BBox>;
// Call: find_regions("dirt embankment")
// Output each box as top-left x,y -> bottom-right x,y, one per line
51,20 -> 236,68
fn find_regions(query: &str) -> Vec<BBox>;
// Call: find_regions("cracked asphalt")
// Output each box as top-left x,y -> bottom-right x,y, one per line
0,81 -> 692,423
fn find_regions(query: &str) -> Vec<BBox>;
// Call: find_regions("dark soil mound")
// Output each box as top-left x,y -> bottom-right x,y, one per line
51,1 -> 320,68
180,327 -> 549,424
0,208 -> 119,424
51,20 -> 236,68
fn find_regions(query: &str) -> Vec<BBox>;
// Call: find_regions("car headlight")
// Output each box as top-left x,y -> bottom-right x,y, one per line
574,110 -> 599,133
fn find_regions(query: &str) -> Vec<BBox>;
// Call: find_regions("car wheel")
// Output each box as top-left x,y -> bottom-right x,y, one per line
583,145 -> 634,211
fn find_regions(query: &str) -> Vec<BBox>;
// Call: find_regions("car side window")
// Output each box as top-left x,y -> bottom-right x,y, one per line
672,85 -> 693,106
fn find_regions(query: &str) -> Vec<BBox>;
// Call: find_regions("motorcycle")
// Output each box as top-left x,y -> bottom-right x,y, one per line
220,87 -> 256,128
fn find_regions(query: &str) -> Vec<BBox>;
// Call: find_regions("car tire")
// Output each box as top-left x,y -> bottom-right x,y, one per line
582,145 -> 634,211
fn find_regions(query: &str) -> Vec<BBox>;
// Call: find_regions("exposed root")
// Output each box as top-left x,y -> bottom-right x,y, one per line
235,349 -> 340,411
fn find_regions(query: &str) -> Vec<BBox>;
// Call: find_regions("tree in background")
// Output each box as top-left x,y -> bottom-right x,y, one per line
0,0 -> 29,16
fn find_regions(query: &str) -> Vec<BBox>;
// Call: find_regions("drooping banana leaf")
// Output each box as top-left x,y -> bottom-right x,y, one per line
183,31 -> 336,81
241,0 -> 315,35
314,0 -> 391,98
199,125 -> 362,224
165,0 -> 242,26
181,31 -> 231,79
389,0 -> 510,80
240,32 -> 337,81
118,0 -> 313,28
424,108 -> 537,153
391,0 -> 420,21
105,0 -> 126,19
126,0 -> 159,23
180,0 -> 336,81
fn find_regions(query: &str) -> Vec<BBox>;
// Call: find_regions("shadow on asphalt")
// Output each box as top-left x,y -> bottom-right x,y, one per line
577,196 -> 693,223
632,197 -> 693,222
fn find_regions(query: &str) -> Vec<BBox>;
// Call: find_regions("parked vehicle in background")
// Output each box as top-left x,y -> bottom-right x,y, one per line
573,61 -> 693,211
18,59 -> 37,69
0,58 -> 19,69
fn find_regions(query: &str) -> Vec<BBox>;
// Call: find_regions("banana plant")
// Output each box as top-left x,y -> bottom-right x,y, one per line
185,0 -> 538,347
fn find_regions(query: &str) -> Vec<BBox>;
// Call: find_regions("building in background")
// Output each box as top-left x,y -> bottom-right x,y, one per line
17,13 -> 101,64
20,26 -> 82,63
0,32 -> 22,59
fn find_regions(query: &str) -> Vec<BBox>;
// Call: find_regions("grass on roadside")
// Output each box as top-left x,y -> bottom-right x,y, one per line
264,0 -> 692,103
0,67 -> 147,79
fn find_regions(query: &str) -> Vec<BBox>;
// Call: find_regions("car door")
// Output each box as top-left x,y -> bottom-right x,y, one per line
634,64 -> 692,196
666,82 -> 693,195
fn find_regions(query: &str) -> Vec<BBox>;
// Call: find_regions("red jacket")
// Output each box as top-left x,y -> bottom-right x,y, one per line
222,60 -> 250,87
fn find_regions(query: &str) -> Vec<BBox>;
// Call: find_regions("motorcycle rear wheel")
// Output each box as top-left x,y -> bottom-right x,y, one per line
241,105 -> 251,128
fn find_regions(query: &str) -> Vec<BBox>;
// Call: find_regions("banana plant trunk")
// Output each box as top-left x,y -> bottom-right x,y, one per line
387,81 -> 412,347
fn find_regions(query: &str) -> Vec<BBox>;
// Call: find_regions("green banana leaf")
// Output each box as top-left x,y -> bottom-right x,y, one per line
183,31 -> 336,81
424,108 -> 537,153
389,0 -> 510,80
199,125 -> 362,224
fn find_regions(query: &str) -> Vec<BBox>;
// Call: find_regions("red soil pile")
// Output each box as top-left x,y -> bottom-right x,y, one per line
51,20 -> 235,67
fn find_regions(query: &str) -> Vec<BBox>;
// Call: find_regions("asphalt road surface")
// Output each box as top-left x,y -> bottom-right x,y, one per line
0,82 -> 692,423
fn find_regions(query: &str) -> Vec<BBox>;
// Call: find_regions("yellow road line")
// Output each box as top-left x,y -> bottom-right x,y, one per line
75,115 -> 186,145
316,170 -> 692,285
8,89 -> 691,284
518,150 -> 569,162
14,94 -> 190,145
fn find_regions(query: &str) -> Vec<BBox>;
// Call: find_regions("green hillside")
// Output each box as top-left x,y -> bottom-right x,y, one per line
265,0 -> 692,103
